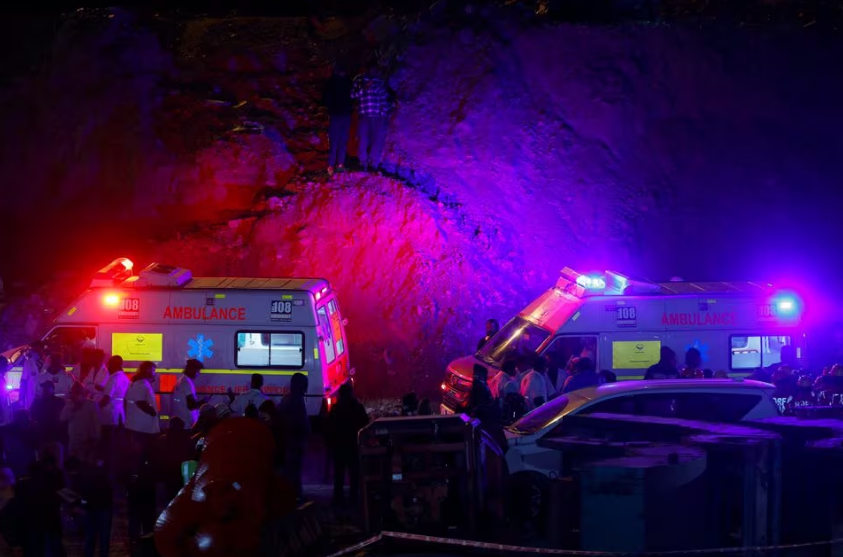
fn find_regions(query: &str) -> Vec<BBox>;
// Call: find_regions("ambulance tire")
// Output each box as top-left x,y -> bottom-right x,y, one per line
509,471 -> 549,535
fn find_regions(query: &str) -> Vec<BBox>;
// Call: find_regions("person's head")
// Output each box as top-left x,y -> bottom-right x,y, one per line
47,352 -> 63,373
418,398 -> 432,415
136,361 -> 157,382
69,381 -> 85,401
797,375 -> 813,388
516,357 -> 532,373
169,416 -> 186,433
244,404 -> 259,419
685,348 -> 702,369
660,346 -> 677,367
41,380 -> 55,396
339,381 -> 354,403
780,344 -> 797,366
574,357 -> 594,375
38,442 -> 63,469
0,356 -> 8,375
703,368 -> 713,379
258,400 -> 275,417
599,369 -> 617,384
215,403 -> 232,421
184,358 -> 203,379
833,364 -> 843,377
30,340 -> 46,355
472,364 -> 488,383
485,319 -> 500,337
502,358 -> 518,377
290,373 -> 308,396
107,355 -> 124,374
533,356 -> 547,374
250,373 -> 264,390
401,392 -> 418,414
92,348 -> 106,368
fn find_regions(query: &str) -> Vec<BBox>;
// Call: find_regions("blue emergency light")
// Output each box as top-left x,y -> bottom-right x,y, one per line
576,274 -> 606,290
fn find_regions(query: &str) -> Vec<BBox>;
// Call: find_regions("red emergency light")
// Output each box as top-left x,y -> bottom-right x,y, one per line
103,293 -> 120,307
91,258 -> 134,287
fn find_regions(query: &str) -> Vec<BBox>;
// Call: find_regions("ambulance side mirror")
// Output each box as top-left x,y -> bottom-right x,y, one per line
342,318 -> 349,326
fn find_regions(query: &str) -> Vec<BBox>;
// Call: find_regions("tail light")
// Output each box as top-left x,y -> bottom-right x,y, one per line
441,382 -> 447,391
327,396 -> 333,409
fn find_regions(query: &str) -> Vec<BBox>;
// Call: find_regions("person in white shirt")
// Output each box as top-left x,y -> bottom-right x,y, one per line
520,356 -> 550,411
230,373 -> 268,416
496,359 -> 521,400
38,352 -> 75,399
99,355 -> 130,462
20,341 -> 46,409
0,356 -> 10,427
125,361 -> 160,455
172,359 -> 207,428
81,349 -> 109,401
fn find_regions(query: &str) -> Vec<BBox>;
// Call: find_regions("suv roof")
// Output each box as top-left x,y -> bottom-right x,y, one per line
574,378 -> 775,401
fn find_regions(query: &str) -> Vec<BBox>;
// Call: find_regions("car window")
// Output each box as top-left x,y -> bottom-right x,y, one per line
673,393 -> 763,423
577,391 -> 764,423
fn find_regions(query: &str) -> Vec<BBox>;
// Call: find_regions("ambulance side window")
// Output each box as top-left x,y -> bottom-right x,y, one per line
43,326 -> 96,365
730,335 -> 792,370
542,335 -> 598,388
235,331 -> 304,368
317,306 -> 336,363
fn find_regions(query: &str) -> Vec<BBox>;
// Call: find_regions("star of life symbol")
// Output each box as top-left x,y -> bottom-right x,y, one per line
188,334 -> 214,362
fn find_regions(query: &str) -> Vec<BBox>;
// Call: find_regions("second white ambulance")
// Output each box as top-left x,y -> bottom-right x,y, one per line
441,267 -> 806,414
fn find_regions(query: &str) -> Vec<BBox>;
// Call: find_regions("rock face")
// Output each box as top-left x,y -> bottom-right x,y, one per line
0,10 -> 841,395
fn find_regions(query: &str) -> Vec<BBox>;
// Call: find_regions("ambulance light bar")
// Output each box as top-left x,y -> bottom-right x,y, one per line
576,275 -> 606,290
135,263 -> 193,288
90,258 -> 134,287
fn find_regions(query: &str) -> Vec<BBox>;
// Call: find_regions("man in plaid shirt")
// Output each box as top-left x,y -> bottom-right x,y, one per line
352,64 -> 391,172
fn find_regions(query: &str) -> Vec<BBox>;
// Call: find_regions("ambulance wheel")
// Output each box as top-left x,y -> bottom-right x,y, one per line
510,472 -> 549,535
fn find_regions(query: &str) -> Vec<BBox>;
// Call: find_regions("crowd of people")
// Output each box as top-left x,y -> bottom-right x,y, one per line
0,343 -> 371,556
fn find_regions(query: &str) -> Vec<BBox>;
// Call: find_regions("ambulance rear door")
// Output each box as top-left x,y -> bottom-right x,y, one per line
315,294 -> 350,401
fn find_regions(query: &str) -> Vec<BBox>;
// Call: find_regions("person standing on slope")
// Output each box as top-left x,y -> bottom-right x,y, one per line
322,61 -> 353,176
351,63 -> 391,173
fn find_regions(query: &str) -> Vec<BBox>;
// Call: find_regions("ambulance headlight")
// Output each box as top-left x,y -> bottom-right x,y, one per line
576,275 -> 606,290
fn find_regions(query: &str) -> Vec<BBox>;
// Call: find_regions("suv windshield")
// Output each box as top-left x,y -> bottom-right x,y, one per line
477,317 -> 550,367
508,391 -> 591,435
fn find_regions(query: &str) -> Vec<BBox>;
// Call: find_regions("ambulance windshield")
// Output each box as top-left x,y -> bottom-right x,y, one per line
477,317 -> 550,367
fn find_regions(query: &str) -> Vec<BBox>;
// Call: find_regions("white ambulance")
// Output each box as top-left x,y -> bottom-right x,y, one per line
441,268 -> 806,414
3,258 -> 352,416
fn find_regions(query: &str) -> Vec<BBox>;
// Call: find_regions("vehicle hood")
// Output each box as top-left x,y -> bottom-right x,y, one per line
448,355 -> 498,381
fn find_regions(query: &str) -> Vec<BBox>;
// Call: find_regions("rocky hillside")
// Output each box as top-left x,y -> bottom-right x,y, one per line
1,8 -> 841,395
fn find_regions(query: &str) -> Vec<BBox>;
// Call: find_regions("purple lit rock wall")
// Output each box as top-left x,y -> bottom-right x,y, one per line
1,13 -> 841,394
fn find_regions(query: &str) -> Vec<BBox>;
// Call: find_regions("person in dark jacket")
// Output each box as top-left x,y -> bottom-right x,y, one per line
1,410 -> 39,480
277,373 -> 310,501
644,346 -> 679,380
322,61 -> 353,176
328,382 -> 369,506
66,457 -> 113,557
31,380 -> 65,446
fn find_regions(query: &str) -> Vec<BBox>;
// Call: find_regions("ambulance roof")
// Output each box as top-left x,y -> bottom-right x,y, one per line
91,258 -> 332,294
182,277 -> 329,293
652,280 -> 772,296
